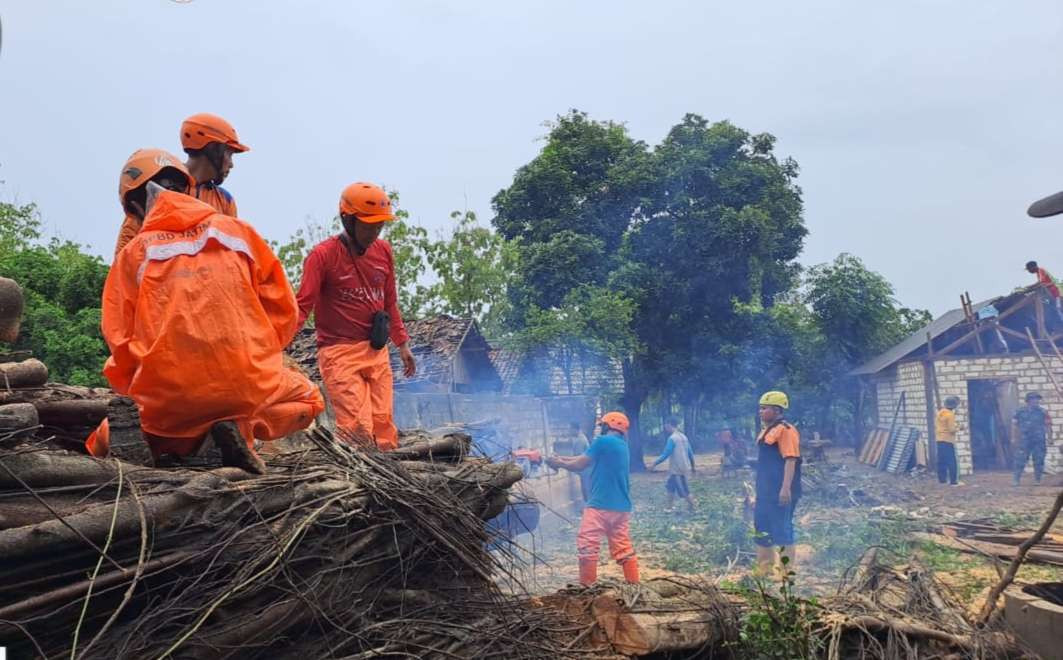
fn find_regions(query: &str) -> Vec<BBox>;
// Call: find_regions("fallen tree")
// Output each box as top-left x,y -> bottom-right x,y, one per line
0,427 -> 577,659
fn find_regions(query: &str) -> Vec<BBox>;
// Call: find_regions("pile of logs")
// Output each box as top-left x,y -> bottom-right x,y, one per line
0,428 -> 551,658
0,358 -> 139,448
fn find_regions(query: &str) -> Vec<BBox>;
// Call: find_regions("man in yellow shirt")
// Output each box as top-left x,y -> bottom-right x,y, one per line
935,397 -> 960,486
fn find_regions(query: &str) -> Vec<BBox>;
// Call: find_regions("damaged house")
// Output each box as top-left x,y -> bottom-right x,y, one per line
853,285 -> 1063,476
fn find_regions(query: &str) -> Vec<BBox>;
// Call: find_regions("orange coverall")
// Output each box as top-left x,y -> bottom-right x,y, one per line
113,183 -> 238,257
98,191 -> 323,457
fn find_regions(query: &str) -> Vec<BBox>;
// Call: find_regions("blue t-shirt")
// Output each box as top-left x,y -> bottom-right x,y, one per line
584,432 -> 631,512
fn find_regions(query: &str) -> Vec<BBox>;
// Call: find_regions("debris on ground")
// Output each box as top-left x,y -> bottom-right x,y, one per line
913,519 -> 1063,567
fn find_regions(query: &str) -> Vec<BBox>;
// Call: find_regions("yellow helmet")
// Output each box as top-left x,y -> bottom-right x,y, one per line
759,391 -> 789,409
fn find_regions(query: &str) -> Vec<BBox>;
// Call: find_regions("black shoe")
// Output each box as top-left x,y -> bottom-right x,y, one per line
211,421 -> 267,475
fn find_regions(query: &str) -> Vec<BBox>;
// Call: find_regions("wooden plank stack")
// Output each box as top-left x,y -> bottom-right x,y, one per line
937,519 -> 1063,567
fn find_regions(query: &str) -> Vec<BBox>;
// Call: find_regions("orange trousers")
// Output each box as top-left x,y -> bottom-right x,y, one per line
85,368 -> 324,458
577,507 -> 639,585
317,341 -> 398,451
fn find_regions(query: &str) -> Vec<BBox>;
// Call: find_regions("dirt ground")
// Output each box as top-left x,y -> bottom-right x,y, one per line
502,448 -> 1063,612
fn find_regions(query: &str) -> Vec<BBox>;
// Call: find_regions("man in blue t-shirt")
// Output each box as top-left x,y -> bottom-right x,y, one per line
547,412 -> 640,586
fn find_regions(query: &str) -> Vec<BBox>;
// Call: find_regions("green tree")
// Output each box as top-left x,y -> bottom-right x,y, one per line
419,210 -> 514,335
796,253 -> 931,439
0,201 -> 109,386
492,110 -> 653,461
617,114 -> 806,448
517,285 -> 638,396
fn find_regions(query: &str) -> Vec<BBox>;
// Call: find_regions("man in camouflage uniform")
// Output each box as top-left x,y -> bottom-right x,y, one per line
1012,392 -> 1051,486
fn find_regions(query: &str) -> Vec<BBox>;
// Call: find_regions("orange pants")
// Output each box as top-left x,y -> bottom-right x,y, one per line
317,341 -> 398,451
86,368 -> 324,458
577,507 -> 639,585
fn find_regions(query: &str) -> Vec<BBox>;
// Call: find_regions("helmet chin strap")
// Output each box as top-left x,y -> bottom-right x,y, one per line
341,228 -> 368,256
205,144 -> 226,185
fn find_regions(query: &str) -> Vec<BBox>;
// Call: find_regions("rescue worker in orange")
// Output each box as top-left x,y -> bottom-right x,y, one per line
295,182 -> 416,451
112,113 -> 249,257
547,412 -> 640,586
180,112 -> 248,216
93,148 -> 324,473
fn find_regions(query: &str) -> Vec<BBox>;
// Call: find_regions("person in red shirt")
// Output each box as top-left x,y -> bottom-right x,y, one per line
296,182 -> 416,450
1026,260 -> 1063,321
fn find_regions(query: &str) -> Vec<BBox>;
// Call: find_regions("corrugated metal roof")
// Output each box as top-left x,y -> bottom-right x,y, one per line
850,297 -> 995,376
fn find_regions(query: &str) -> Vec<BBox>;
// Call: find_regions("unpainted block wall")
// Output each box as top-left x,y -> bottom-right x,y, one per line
933,356 -> 1062,476
874,357 -> 1063,476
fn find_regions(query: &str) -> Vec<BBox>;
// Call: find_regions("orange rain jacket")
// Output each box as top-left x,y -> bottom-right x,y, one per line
113,183 -> 239,257
102,191 -> 322,448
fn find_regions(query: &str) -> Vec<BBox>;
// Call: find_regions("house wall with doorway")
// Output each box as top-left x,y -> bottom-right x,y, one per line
932,355 -> 1063,476
870,356 -> 1063,476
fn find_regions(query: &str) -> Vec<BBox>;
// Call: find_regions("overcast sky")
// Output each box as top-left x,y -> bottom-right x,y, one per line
2,1 -> 1062,314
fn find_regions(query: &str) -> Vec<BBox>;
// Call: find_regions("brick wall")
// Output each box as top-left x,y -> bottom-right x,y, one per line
874,356 -> 1063,476
932,355 -> 1062,476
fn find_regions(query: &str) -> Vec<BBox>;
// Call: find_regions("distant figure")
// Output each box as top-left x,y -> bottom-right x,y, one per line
1026,261 -> 1063,321
650,416 -> 696,512
1012,392 -> 1051,486
935,397 -> 961,486
753,391 -> 802,578
721,426 -> 749,474
547,412 -> 640,586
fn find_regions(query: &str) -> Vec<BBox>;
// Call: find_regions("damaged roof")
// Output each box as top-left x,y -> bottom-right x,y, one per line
489,343 -> 623,396
852,287 -> 1040,376
286,316 -> 502,392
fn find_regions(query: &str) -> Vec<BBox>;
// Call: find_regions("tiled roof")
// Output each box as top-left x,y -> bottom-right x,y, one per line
288,316 -> 501,392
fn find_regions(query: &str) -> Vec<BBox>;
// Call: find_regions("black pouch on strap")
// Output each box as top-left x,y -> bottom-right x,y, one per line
370,311 -> 390,350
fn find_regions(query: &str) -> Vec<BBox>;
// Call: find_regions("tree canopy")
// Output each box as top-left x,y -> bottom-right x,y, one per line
0,201 -> 109,385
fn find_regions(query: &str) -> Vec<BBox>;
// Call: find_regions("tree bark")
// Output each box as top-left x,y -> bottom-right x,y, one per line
0,277 -> 24,344
0,403 -> 38,433
0,359 -> 48,389
34,399 -> 110,427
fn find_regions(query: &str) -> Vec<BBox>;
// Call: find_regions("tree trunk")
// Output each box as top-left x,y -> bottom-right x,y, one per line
0,359 -> 48,389
34,399 -> 110,427
620,359 -> 647,472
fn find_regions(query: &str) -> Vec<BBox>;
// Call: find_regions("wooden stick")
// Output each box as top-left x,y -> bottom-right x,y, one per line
1025,327 -> 1063,398
977,488 -> 1063,623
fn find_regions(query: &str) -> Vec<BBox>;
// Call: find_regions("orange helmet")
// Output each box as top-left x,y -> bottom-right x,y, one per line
118,148 -> 191,208
599,412 -> 630,434
180,113 -> 249,153
339,182 -> 396,223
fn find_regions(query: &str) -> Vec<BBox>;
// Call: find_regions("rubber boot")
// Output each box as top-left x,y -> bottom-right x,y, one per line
578,558 -> 598,586
211,421 -> 267,475
621,557 -> 640,584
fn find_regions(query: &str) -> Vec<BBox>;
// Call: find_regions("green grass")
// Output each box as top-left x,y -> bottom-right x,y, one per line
630,474 -> 753,572
915,541 -> 976,572
801,515 -> 914,573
